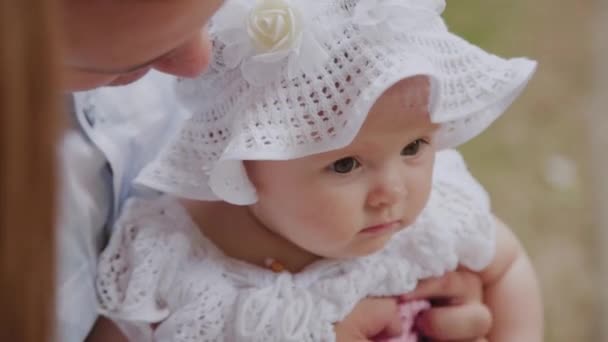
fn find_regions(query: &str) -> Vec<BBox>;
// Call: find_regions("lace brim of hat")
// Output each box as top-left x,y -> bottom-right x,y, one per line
134,0 -> 537,205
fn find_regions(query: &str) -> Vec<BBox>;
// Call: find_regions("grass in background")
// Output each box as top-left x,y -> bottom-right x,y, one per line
444,1 -> 596,341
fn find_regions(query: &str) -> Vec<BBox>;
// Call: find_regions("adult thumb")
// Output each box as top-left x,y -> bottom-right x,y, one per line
353,297 -> 402,340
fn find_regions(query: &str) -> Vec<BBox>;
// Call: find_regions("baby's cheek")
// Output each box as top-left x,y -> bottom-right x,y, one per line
294,209 -> 348,240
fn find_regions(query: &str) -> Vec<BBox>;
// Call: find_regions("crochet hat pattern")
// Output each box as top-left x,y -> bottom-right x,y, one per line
135,0 -> 537,205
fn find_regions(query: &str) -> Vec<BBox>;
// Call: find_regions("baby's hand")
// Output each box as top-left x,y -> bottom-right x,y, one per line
334,297 -> 403,342
403,269 -> 492,341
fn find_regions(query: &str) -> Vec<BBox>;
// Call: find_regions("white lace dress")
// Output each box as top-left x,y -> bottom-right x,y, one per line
96,150 -> 496,342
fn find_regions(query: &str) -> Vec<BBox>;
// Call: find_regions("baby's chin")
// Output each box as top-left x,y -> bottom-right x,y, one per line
321,236 -> 395,260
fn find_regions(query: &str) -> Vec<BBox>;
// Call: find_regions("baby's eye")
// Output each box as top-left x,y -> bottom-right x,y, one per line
331,157 -> 361,174
401,139 -> 428,156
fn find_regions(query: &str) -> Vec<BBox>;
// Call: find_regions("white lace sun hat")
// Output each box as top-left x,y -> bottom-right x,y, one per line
135,0 -> 537,205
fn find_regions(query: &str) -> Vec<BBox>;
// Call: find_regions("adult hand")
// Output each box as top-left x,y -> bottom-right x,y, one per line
334,297 -> 403,342
403,269 -> 492,341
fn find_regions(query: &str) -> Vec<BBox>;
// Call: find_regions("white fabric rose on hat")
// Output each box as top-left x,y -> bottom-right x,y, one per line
247,0 -> 301,53
211,0 -> 329,86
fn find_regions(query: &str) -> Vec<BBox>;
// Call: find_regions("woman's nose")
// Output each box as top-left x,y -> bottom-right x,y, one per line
152,29 -> 212,78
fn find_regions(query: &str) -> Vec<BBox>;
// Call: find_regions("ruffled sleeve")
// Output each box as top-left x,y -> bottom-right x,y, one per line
97,196 -> 341,342
381,149 -> 496,285
96,196 -> 238,341
431,149 -> 496,271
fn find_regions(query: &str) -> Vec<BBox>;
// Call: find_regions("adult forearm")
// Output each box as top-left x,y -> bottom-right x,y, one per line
484,219 -> 543,341
85,317 -> 128,342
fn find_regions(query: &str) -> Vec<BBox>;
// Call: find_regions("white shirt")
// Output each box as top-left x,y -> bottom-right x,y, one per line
56,72 -> 187,342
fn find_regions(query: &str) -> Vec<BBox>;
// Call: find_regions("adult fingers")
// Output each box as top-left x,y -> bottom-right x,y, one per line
403,270 -> 483,303
416,302 -> 492,341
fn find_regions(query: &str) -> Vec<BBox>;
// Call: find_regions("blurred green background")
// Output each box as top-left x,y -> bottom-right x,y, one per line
444,1 -> 600,341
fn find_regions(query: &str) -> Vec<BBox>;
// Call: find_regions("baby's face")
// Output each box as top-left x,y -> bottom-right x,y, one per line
245,76 -> 439,259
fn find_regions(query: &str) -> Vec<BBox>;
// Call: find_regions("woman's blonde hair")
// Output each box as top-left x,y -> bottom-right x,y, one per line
0,0 -> 62,340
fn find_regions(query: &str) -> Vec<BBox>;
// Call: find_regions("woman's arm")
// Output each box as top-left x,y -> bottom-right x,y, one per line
85,317 -> 128,342
480,217 -> 544,341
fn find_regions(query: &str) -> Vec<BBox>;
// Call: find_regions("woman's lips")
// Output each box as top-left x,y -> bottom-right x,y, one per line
108,67 -> 152,86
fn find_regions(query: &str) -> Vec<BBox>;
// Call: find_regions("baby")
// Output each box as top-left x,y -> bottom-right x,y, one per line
95,0 -> 542,341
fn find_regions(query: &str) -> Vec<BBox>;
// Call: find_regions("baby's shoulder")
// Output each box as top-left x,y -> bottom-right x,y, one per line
432,149 -> 490,209
112,195 -> 209,248
97,195 -> 233,323
117,195 -> 190,227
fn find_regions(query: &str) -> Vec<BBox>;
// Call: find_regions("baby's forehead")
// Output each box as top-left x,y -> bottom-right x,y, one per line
306,80 -> 436,160
382,76 -> 431,106
360,76 -> 433,128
